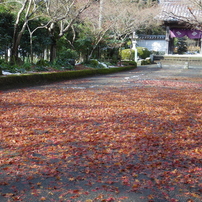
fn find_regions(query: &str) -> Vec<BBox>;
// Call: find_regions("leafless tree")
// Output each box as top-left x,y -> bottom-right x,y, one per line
2,0 -> 93,63
158,0 -> 202,29
81,0 -> 159,60
42,0 -> 93,62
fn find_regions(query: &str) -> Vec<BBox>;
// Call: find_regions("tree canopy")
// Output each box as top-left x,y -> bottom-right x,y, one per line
0,0 -> 159,64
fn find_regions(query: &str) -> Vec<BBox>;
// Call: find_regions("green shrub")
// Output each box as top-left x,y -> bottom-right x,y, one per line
84,60 -> 109,69
7,65 -> 19,73
34,66 -> 49,72
54,49 -> 78,70
89,59 -> 99,68
0,59 -> 6,64
120,49 -> 135,61
83,59 -> 99,68
97,63 -> 106,69
0,61 -> 33,74
22,62 -> 32,71
58,49 -> 79,61
36,59 -> 50,67
122,61 -> 136,66
54,59 -> 74,70
139,59 -> 151,65
101,61 -> 112,66
0,59 -> 9,73
145,58 -> 151,64
137,47 -> 150,59
0,65 -> 137,90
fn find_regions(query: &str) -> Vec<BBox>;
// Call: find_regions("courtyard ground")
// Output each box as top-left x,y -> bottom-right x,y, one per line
0,63 -> 202,202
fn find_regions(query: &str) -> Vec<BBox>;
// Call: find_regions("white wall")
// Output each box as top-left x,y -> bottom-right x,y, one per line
137,40 -> 167,53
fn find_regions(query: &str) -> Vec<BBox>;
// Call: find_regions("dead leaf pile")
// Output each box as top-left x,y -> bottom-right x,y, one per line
0,79 -> 202,201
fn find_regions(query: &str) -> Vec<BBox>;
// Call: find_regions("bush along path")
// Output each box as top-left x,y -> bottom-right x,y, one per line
0,65 -> 136,90
0,66 -> 202,202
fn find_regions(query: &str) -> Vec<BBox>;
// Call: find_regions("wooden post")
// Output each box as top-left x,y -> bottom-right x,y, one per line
200,38 -> 202,55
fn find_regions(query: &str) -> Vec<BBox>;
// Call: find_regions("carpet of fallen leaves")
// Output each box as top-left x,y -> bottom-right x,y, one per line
0,78 -> 202,202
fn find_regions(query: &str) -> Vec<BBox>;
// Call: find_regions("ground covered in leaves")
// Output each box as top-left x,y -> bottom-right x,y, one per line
0,68 -> 202,202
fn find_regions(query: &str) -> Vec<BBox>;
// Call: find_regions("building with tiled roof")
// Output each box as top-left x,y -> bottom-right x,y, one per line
158,0 -> 202,54
158,0 -> 202,26
132,0 -> 202,56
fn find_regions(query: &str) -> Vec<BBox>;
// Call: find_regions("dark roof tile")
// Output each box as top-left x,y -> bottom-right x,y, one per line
158,1 -> 202,22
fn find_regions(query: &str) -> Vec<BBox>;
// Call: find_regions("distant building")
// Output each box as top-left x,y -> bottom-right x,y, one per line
134,0 -> 202,55
158,0 -> 202,54
137,35 -> 166,54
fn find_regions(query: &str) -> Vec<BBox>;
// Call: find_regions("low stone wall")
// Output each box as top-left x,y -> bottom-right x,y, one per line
154,55 -> 202,65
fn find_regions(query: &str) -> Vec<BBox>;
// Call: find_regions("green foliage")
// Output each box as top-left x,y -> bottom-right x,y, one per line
120,49 -> 135,61
0,59 -> 6,65
36,59 -> 50,67
137,47 -> 150,59
83,60 -> 107,69
139,58 -> 151,65
20,19 -> 51,57
0,61 -> 32,73
75,24 -> 94,52
0,11 -> 14,52
146,58 -> 151,64
176,38 -> 187,54
53,59 -> 74,70
0,60 -> 9,72
88,59 -> 99,68
0,59 -> 20,73
122,61 -> 137,66
58,49 -> 79,61
34,66 -> 49,72
21,62 -> 32,71
52,49 -> 78,70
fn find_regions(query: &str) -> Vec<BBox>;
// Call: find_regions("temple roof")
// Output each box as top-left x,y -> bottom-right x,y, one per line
138,35 -> 166,40
157,0 -> 202,26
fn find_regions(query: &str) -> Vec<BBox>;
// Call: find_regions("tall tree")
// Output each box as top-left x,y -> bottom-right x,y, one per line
43,0 -> 93,62
2,0 -> 93,64
0,6 -> 14,62
80,0 -> 159,60
2,0 -> 47,64
20,19 -> 51,63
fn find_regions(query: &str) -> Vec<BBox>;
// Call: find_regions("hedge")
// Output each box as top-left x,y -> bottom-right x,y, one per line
0,65 -> 136,90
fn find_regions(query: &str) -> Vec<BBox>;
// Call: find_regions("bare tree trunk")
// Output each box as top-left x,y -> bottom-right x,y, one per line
10,26 -> 20,64
11,23 -> 28,64
30,35 -> 33,63
5,49 -> 8,62
98,0 -> 104,29
10,0 -> 30,64
88,28 -> 110,60
50,37 -> 57,63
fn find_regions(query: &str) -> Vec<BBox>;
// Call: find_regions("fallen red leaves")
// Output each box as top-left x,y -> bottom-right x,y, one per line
0,78 -> 202,201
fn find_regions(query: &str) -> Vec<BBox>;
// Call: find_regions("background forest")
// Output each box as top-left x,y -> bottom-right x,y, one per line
0,0 -> 161,73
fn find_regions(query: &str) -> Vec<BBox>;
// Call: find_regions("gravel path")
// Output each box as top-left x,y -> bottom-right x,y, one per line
26,63 -> 202,91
